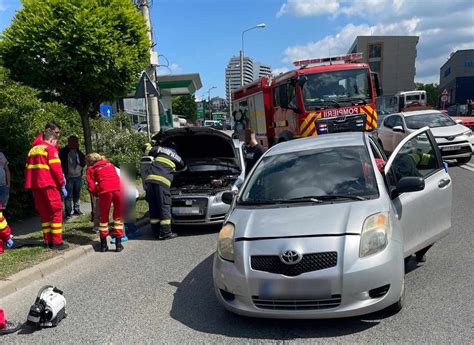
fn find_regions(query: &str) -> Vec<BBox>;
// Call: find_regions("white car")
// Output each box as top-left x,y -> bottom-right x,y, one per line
377,110 -> 473,164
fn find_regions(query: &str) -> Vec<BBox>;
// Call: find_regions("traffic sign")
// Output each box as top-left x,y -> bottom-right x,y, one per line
100,104 -> 113,119
134,71 -> 160,99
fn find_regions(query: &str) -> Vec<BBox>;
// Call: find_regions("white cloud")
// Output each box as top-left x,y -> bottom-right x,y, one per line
279,1 -> 474,84
272,67 -> 291,75
277,0 -> 340,17
157,62 -> 182,76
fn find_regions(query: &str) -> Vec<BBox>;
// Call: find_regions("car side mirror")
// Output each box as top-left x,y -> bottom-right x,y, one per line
222,191 -> 235,205
455,119 -> 463,124
392,125 -> 404,133
396,176 -> 425,194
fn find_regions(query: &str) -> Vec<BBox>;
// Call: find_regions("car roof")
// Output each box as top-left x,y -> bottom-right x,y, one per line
266,132 -> 367,157
393,110 -> 443,117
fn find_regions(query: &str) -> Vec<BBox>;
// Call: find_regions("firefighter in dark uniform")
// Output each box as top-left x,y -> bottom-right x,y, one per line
143,141 -> 184,240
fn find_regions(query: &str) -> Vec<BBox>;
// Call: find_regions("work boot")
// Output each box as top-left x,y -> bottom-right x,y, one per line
100,237 -> 109,252
50,242 -> 70,251
159,233 -> 178,241
115,237 -> 124,252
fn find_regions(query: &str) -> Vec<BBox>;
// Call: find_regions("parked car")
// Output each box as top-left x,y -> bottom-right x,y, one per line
377,110 -> 473,164
143,127 -> 245,225
213,129 -> 452,318
204,120 -> 223,130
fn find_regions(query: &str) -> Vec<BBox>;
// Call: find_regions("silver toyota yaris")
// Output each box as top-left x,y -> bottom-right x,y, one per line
213,127 -> 452,318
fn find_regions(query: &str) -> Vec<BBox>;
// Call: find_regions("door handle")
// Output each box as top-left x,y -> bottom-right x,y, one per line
438,178 -> 451,188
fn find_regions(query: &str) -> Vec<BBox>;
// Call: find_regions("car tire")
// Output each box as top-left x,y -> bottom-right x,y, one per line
456,156 -> 471,164
387,276 -> 405,313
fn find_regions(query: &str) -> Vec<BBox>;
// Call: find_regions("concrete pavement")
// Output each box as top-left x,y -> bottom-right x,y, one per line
0,162 -> 472,343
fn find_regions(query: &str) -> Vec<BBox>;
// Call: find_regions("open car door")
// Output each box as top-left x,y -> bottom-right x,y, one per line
384,127 -> 452,257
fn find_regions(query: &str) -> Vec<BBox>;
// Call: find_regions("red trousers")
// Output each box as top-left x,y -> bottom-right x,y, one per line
0,211 -> 12,254
33,187 -> 63,245
98,190 -> 123,239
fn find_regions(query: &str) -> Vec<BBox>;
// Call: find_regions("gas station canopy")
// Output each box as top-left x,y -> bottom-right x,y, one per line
157,73 -> 202,96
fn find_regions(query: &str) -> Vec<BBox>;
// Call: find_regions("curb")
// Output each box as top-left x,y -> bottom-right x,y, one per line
0,245 -> 94,300
0,217 -> 150,300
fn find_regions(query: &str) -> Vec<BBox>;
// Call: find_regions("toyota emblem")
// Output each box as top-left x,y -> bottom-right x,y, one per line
279,250 -> 303,265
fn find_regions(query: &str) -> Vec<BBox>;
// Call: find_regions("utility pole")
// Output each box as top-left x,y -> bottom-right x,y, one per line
137,0 -> 160,134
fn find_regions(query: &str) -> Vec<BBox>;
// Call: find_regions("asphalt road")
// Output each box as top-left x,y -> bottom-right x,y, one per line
1,161 -> 473,343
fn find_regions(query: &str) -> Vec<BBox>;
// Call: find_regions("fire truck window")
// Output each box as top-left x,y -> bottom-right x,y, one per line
273,87 -> 280,107
302,69 -> 371,107
287,83 -> 297,109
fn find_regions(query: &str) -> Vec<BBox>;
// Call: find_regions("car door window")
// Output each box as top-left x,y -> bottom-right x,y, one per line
392,116 -> 403,128
383,116 -> 394,128
388,132 -> 441,184
369,138 -> 385,160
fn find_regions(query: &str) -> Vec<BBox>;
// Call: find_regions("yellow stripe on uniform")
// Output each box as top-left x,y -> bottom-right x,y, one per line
0,219 -> 7,230
41,222 -> 51,227
26,164 -> 50,170
51,229 -> 62,234
42,228 -> 51,234
146,175 -> 171,187
51,223 -> 62,228
48,158 -> 61,164
150,219 -> 160,224
154,157 -> 176,168
160,219 -> 171,225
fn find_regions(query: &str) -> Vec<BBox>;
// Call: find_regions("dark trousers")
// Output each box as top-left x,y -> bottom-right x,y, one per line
65,176 -> 82,216
146,183 -> 172,237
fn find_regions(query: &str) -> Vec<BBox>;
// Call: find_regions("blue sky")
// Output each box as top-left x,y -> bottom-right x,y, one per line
1,0 -> 473,99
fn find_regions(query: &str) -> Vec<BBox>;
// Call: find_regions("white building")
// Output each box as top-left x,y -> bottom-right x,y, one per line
225,55 -> 271,104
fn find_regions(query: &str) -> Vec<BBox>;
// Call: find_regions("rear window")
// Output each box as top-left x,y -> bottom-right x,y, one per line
240,146 -> 379,203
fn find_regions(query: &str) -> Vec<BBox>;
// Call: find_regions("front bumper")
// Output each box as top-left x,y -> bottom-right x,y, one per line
436,136 -> 473,160
171,193 -> 230,226
213,236 -> 404,319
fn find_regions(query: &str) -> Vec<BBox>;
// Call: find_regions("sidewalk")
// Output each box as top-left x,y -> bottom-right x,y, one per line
11,201 -> 92,239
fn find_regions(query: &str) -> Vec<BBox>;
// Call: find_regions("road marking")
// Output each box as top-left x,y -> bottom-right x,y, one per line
460,163 -> 474,172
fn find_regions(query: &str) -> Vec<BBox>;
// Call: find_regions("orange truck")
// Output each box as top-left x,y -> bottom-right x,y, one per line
232,53 -> 381,147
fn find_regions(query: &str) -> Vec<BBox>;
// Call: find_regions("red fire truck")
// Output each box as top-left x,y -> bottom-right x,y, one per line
232,53 -> 381,147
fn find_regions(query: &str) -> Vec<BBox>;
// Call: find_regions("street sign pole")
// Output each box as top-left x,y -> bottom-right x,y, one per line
143,76 -> 151,142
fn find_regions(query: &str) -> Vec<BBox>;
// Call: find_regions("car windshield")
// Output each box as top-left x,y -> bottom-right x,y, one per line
239,146 -> 379,205
303,68 -> 372,108
405,112 -> 456,129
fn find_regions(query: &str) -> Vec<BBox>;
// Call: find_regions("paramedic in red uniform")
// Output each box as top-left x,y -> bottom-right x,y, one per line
24,129 -> 68,250
86,153 -> 124,252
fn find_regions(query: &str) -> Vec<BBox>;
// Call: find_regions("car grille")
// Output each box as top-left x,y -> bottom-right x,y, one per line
251,252 -> 337,277
252,295 -> 341,310
209,213 -> 226,222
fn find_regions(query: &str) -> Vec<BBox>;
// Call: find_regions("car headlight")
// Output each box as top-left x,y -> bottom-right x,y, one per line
463,130 -> 472,137
359,212 -> 391,258
213,192 -> 223,204
217,223 -> 235,261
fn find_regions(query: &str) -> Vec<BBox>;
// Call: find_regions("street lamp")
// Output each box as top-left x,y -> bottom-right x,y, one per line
207,86 -> 217,119
240,23 -> 266,86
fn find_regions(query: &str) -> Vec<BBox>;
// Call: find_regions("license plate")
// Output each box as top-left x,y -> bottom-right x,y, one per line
172,207 -> 201,215
442,146 -> 461,151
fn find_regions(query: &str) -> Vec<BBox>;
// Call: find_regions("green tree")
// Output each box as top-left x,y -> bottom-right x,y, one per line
0,66 -> 83,219
0,0 -> 149,153
172,94 -> 197,121
416,83 -> 440,107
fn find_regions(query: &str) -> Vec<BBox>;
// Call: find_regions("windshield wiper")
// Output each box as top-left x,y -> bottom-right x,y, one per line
287,194 -> 367,202
307,99 -> 341,108
336,97 -> 368,105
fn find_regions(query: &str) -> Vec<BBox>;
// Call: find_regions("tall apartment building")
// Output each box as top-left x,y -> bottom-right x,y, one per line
348,36 -> 419,95
225,55 -> 271,103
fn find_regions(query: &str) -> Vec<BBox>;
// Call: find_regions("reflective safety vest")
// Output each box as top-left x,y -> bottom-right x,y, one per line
144,145 -> 184,188
24,143 -> 64,190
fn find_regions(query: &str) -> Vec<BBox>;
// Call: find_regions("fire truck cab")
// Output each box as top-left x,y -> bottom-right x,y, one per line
232,53 -> 381,147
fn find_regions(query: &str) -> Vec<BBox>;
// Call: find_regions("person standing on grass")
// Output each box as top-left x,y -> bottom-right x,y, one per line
59,135 -> 86,220
24,129 -> 68,250
86,153 -> 124,253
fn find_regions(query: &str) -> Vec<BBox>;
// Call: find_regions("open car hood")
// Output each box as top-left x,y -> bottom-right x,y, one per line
154,127 -> 239,166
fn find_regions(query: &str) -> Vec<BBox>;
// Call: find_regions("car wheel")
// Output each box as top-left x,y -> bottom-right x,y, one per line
456,156 -> 471,164
387,276 -> 405,313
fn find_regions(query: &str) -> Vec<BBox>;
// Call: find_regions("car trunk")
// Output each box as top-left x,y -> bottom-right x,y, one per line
157,128 -> 241,195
